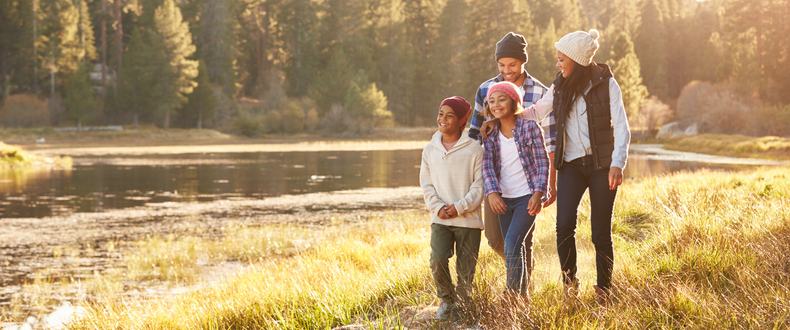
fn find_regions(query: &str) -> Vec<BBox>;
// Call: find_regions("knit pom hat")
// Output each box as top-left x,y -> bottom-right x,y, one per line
440,96 -> 472,127
495,32 -> 528,63
555,29 -> 600,67
486,82 -> 523,107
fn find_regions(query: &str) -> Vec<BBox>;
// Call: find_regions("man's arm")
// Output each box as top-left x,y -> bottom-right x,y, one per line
468,83 -> 488,143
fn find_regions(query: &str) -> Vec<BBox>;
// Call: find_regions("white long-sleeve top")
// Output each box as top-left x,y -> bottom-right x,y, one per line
420,131 -> 485,229
522,78 -> 631,169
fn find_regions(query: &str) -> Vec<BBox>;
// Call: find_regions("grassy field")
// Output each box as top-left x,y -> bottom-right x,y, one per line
663,134 -> 790,160
65,166 -> 790,329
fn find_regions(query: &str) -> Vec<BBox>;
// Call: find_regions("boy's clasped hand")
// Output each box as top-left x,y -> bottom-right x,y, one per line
438,205 -> 459,219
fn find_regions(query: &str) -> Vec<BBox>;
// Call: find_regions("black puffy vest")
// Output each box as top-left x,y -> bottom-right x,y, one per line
552,63 -> 615,171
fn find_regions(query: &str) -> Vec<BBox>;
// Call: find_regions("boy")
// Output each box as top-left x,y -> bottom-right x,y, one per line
420,96 -> 485,320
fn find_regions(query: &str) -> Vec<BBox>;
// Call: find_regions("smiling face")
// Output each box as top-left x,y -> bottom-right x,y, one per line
556,50 -> 576,79
487,91 -> 515,120
437,105 -> 462,136
497,57 -> 525,83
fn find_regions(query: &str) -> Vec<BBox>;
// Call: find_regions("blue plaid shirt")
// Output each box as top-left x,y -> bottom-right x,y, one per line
468,72 -> 555,153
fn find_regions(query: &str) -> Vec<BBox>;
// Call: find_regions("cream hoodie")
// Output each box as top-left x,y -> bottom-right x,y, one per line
419,131 -> 485,229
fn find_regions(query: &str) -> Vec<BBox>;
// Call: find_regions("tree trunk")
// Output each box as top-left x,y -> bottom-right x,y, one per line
163,110 -> 170,129
115,0 -> 123,74
77,118 -> 82,131
197,111 -> 202,130
134,113 -> 138,130
33,0 -> 38,93
101,0 -> 107,87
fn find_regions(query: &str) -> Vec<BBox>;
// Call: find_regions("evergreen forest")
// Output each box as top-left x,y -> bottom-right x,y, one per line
0,0 -> 788,135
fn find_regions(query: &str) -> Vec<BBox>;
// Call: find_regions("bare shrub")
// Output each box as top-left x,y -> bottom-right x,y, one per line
750,103 -> 790,137
676,81 -> 711,122
319,104 -> 351,134
634,96 -> 673,140
0,94 -> 50,127
696,82 -> 756,135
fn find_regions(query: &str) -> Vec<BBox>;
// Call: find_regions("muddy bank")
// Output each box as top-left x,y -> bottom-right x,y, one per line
0,186 -> 424,285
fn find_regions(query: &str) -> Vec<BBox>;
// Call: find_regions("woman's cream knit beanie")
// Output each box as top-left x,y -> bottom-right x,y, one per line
555,29 -> 600,67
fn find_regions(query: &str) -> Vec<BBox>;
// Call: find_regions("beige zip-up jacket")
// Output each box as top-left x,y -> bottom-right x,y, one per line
419,131 -> 485,229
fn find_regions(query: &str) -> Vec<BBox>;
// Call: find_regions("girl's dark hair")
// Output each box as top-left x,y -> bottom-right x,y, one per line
556,62 -> 595,117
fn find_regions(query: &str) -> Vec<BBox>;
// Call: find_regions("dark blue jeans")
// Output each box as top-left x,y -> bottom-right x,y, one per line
556,157 -> 617,291
498,194 -> 537,294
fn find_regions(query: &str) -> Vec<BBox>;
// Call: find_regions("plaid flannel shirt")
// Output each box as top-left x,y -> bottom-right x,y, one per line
469,72 -> 555,153
482,117 -> 550,202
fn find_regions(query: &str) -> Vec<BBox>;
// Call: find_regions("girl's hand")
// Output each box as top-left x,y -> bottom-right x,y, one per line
488,194 -> 506,214
528,192 -> 543,216
608,166 -> 623,190
444,205 -> 459,218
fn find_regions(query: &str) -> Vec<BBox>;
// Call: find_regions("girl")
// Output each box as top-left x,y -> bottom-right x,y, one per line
481,82 -> 550,300
420,96 -> 485,320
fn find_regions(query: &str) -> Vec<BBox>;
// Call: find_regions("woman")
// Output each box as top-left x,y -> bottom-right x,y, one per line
550,29 -> 630,306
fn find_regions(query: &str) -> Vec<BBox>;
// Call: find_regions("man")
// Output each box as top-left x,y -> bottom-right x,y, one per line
469,32 -> 557,278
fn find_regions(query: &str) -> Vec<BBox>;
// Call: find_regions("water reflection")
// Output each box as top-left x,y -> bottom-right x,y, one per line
0,149 -> 771,218
0,150 -> 422,218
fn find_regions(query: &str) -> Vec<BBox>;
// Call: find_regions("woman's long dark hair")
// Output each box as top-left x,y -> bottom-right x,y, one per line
556,61 -> 595,117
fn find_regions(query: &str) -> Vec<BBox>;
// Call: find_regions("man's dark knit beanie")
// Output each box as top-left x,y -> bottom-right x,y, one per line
495,32 -> 528,63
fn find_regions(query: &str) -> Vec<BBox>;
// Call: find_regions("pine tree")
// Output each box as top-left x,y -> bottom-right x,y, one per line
281,0 -> 319,97
433,0 -> 469,101
192,0 -> 236,96
525,19 -> 559,85
465,0 -> 535,99
634,0 -> 669,99
64,64 -> 97,128
610,32 -> 648,119
181,60 -> 217,129
152,0 -> 198,129
117,27 -> 158,127
312,48 -> 355,115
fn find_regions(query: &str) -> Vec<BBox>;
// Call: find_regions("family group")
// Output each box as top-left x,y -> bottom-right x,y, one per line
419,28 -> 631,320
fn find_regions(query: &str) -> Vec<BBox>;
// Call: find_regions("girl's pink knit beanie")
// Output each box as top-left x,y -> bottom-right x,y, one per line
486,82 -> 523,106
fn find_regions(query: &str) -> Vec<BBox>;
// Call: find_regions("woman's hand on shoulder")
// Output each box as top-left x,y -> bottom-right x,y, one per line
480,119 -> 499,140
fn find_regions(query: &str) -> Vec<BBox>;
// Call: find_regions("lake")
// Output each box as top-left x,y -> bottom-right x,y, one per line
0,147 -> 760,218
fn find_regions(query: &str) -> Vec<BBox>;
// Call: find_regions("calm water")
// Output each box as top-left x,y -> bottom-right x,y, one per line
0,149 -> 751,218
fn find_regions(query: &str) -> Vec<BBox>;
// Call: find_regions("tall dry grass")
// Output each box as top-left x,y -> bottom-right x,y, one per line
70,167 -> 790,329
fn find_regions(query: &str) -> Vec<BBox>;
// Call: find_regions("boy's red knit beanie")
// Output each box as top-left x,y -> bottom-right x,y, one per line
440,96 -> 472,127
486,82 -> 523,106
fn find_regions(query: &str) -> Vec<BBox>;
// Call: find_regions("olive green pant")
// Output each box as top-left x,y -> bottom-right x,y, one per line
430,224 -> 482,304
484,199 -> 535,276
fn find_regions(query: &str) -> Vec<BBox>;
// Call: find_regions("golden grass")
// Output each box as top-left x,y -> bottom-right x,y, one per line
664,134 -> 790,160
0,142 -> 72,169
71,167 -> 790,329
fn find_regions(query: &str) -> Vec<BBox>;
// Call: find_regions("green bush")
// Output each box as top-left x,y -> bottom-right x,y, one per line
265,110 -> 282,134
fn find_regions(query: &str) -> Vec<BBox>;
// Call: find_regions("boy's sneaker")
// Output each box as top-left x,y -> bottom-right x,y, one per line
435,301 -> 453,321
